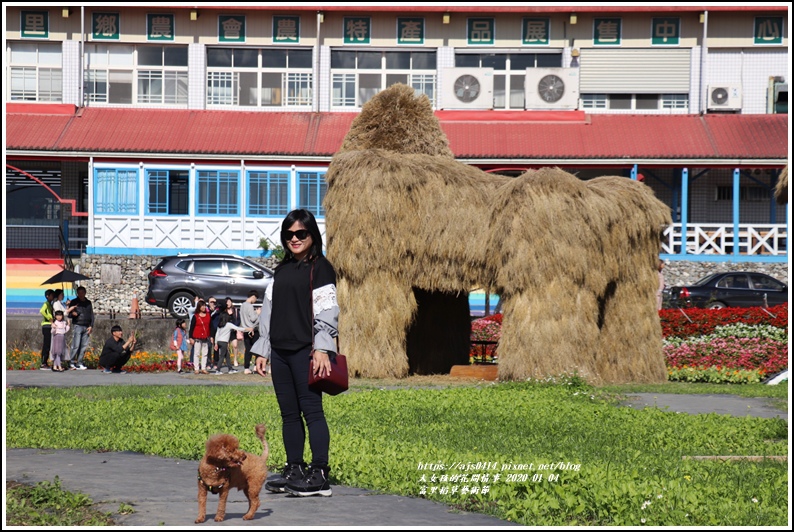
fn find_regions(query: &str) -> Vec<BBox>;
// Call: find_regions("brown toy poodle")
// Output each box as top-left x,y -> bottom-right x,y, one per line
195,424 -> 269,523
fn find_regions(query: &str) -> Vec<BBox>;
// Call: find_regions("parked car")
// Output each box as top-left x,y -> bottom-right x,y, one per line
145,254 -> 273,318
668,271 -> 788,309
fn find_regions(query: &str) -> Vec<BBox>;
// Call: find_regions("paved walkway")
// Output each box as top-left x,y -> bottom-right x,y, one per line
4,370 -> 787,527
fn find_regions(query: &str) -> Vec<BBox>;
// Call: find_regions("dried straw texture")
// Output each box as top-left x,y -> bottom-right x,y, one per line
326,84 -> 671,382
774,165 -> 788,205
487,169 -> 671,384
337,83 -> 454,158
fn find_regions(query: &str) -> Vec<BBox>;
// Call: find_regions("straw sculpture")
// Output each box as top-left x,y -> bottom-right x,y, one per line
325,83 -> 671,384
774,166 -> 788,205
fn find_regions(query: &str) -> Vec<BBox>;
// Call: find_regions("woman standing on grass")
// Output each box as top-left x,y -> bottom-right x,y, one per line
254,208 -> 338,497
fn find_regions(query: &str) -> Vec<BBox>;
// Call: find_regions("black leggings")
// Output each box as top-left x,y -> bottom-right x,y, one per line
41,325 -> 52,366
243,330 -> 260,369
271,346 -> 329,467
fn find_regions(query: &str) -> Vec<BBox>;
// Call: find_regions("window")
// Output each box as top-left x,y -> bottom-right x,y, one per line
147,169 -> 189,215
455,52 -> 562,110
94,168 -> 138,214
84,44 -> 187,105
206,47 -> 312,107
717,275 -> 749,289
715,186 -> 769,202
331,50 -> 436,107
8,42 -> 62,102
197,170 -> 239,215
581,93 -> 607,109
227,259 -> 258,278
248,170 -> 289,216
297,171 -> 327,217
749,274 -> 784,291
581,93 -> 689,111
191,260 -> 225,276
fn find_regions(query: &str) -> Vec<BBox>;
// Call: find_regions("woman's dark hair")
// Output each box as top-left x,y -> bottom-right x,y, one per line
278,208 -> 324,266
225,297 -> 234,308
218,311 -> 233,328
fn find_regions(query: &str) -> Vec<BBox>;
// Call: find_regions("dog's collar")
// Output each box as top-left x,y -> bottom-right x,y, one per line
198,466 -> 228,494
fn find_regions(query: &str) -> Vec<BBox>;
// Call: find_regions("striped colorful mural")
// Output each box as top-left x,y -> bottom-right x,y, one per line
6,256 -> 69,314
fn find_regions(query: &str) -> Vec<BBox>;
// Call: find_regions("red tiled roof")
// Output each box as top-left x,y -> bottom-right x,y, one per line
6,105 -> 788,161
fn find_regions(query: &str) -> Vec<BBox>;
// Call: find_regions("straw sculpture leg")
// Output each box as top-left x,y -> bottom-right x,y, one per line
337,275 -> 416,378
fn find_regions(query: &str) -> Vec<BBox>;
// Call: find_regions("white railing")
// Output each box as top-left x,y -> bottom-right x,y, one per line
662,223 -> 788,256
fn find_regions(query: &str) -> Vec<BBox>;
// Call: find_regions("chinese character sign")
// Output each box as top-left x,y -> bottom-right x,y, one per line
397,18 -> 424,45
21,11 -> 48,39
273,16 -> 299,43
147,13 -> 174,41
344,17 -> 370,44
93,13 -> 119,40
652,18 -> 679,46
219,15 -> 246,42
522,18 -> 549,45
754,17 -> 783,45
594,18 -> 621,46
468,18 -> 494,45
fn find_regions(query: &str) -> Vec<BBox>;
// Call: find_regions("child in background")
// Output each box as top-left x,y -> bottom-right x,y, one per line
213,312 -> 250,375
172,319 -> 189,374
50,310 -> 70,372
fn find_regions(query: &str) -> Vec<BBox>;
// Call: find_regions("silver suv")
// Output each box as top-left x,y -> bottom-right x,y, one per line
145,254 -> 273,318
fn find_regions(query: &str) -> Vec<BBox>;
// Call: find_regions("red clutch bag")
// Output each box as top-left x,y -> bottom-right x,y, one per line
308,353 -> 349,395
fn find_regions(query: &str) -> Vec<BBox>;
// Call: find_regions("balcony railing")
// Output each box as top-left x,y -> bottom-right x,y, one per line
662,223 -> 788,257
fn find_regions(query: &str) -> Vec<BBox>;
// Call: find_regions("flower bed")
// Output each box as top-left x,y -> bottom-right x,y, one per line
469,305 -> 788,384
6,347 -> 196,373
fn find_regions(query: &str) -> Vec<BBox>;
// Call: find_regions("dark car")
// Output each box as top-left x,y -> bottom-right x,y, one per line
669,271 -> 788,309
145,254 -> 273,318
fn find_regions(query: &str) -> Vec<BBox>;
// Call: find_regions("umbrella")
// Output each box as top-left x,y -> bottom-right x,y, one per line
41,269 -> 91,286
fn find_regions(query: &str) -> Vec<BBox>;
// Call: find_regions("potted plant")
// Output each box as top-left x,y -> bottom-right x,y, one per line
258,237 -> 273,258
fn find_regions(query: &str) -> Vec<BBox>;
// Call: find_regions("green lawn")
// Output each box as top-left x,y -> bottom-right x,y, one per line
5,379 -> 788,526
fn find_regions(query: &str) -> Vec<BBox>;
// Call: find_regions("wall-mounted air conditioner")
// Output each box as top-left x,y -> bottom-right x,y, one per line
707,84 -> 742,111
439,68 -> 494,110
525,68 -> 580,110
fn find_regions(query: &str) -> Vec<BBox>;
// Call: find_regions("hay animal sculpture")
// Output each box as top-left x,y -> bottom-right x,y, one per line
195,424 -> 269,523
774,165 -> 788,205
325,83 -> 671,384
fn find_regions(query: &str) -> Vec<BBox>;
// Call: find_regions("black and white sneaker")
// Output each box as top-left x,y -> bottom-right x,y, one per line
285,465 -> 332,497
265,462 -> 308,493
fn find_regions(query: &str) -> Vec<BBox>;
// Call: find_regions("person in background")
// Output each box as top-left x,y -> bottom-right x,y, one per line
188,300 -> 212,374
223,297 -> 242,367
39,289 -> 55,370
254,208 -> 338,497
69,286 -> 94,370
213,312 -> 250,374
50,310 -> 70,372
51,289 -> 74,368
239,290 -> 260,375
99,325 -> 136,374
207,298 -> 222,371
172,318 -> 189,374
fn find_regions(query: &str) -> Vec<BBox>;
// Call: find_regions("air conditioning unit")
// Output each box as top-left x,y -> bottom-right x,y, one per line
524,68 -> 580,110
439,68 -> 494,110
707,84 -> 742,111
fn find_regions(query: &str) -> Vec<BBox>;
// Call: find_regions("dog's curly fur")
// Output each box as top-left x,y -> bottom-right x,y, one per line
195,424 -> 268,523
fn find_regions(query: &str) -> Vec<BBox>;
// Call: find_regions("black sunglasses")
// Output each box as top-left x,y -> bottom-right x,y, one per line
282,229 -> 310,241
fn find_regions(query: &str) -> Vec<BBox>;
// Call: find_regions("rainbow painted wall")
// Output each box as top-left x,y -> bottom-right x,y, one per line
6,257 -> 69,314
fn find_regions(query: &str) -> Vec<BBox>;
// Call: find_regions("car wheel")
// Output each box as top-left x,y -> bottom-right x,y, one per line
708,301 -> 727,309
168,291 -> 194,318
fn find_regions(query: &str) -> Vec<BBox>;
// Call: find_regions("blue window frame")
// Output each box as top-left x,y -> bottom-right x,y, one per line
197,170 -> 239,215
297,170 -> 327,217
94,167 -> 138,214
248,170 -> 289,216
147,169 -> 189,215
